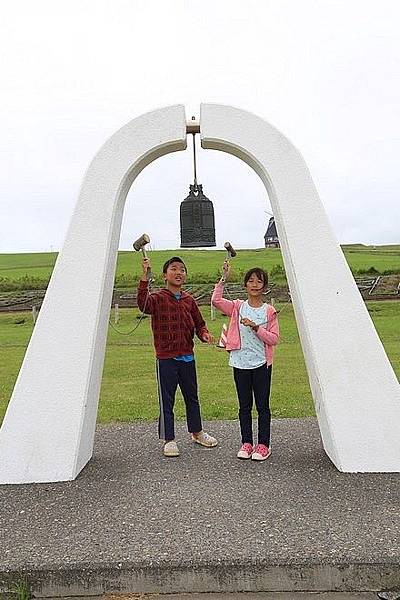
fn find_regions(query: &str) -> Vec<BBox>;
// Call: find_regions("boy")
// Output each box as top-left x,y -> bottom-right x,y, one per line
137,256 -> 218,457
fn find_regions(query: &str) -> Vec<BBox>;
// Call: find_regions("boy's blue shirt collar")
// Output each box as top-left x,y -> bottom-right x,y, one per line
161,287 -> 188,299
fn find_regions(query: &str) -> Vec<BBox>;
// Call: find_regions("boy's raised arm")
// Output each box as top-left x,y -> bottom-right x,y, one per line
137,257 -> 156,314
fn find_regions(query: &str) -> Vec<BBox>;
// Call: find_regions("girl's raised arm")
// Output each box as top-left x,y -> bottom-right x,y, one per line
211,280 -> 235,316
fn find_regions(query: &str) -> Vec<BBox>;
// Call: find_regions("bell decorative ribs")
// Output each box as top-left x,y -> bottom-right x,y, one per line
180,184 -> 216,248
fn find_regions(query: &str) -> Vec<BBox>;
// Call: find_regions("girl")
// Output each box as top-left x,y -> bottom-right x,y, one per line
212,263 -> 279,461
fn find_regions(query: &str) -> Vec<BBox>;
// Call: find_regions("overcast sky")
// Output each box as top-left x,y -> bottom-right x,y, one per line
1,0 -> 399,253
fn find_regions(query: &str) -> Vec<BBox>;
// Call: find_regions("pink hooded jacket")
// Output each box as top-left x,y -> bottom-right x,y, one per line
211,281 -> 280,366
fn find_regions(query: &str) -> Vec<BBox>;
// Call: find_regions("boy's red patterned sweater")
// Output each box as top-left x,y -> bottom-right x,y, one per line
137,280 -> 209,359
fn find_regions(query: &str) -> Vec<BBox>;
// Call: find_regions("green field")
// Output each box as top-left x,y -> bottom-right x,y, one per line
1,244 -> 399,290
1,302 -> 398,426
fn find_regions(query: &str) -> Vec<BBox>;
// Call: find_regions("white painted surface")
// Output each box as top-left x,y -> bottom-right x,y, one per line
200,103 -> 400,472
0,106 -> 186,483
1,103 -> 399,482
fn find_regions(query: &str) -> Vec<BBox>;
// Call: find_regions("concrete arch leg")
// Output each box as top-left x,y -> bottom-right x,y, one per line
200,103 -> 400,472
0,106 -> 187,483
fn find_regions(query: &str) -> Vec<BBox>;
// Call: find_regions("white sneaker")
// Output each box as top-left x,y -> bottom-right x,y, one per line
163,440 -> 179,457
191,431 -> 218,447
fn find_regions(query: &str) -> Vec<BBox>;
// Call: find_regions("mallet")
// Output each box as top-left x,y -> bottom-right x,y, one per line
224,241 -> 237,259
221,241 -> 237,283
133,233 -> 150,255
133,233 -> 154,282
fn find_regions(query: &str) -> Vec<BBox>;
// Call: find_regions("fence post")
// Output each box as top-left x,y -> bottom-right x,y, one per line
210,300 -> 216,321
114,303 -> 119,324
270,297 -> 275,307
32,306 -> 37,325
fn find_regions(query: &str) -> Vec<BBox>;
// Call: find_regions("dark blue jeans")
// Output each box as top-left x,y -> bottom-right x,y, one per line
156,358 -> 202,441
233,363 -> 272,446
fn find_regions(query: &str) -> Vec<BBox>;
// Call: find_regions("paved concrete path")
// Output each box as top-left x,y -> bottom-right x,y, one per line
0,419 -> 399,598
99,594 -> 382,600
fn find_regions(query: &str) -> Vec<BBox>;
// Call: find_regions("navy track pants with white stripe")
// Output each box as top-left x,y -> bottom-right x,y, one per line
156,358 -> 202,441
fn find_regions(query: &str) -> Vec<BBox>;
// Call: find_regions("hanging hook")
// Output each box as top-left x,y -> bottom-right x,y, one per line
187,115 -> 200,192
186,115 -> 200,134
192,132 -> 198,191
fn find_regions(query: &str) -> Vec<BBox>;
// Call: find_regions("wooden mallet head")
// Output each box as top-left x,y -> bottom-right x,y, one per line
133,233 -> 150,256
224,241 -> 237,258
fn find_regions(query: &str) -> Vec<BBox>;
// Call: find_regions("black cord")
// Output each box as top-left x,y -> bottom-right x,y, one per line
108,282 -> 151,336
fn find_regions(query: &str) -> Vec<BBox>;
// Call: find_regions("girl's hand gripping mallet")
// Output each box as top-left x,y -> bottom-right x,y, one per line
221,241 -> 236,282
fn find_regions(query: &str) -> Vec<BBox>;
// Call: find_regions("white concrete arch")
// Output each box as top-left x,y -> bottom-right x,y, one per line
0,103 -> 399,483
201,103 -> 400,472
0,106 -> 187,483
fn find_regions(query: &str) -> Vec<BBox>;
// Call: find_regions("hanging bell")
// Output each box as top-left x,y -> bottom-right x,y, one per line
180,127 -> 216,248
180,184 -> 216,247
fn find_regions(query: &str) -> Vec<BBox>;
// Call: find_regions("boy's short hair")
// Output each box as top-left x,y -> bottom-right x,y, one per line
162,256 -> 187,273
244,267 -> 268,288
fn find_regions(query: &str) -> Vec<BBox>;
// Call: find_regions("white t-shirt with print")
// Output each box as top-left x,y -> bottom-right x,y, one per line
229,301 -> 268,369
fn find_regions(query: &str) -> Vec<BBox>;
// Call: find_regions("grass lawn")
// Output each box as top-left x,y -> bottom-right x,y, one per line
0,302 -> 398,425
1,244 -> 399,290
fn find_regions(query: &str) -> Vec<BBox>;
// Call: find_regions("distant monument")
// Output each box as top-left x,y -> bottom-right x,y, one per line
264,216 -> 280,248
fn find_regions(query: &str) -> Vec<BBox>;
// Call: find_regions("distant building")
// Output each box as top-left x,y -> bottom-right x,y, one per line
264,216 -> 280,248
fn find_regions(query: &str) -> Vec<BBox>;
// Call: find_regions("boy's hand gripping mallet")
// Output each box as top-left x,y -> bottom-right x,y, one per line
133,233 -> 154,283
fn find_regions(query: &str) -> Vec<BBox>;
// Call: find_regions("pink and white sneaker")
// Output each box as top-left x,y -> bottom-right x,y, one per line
237,443 -> 253,460
251,444 -> 271,461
